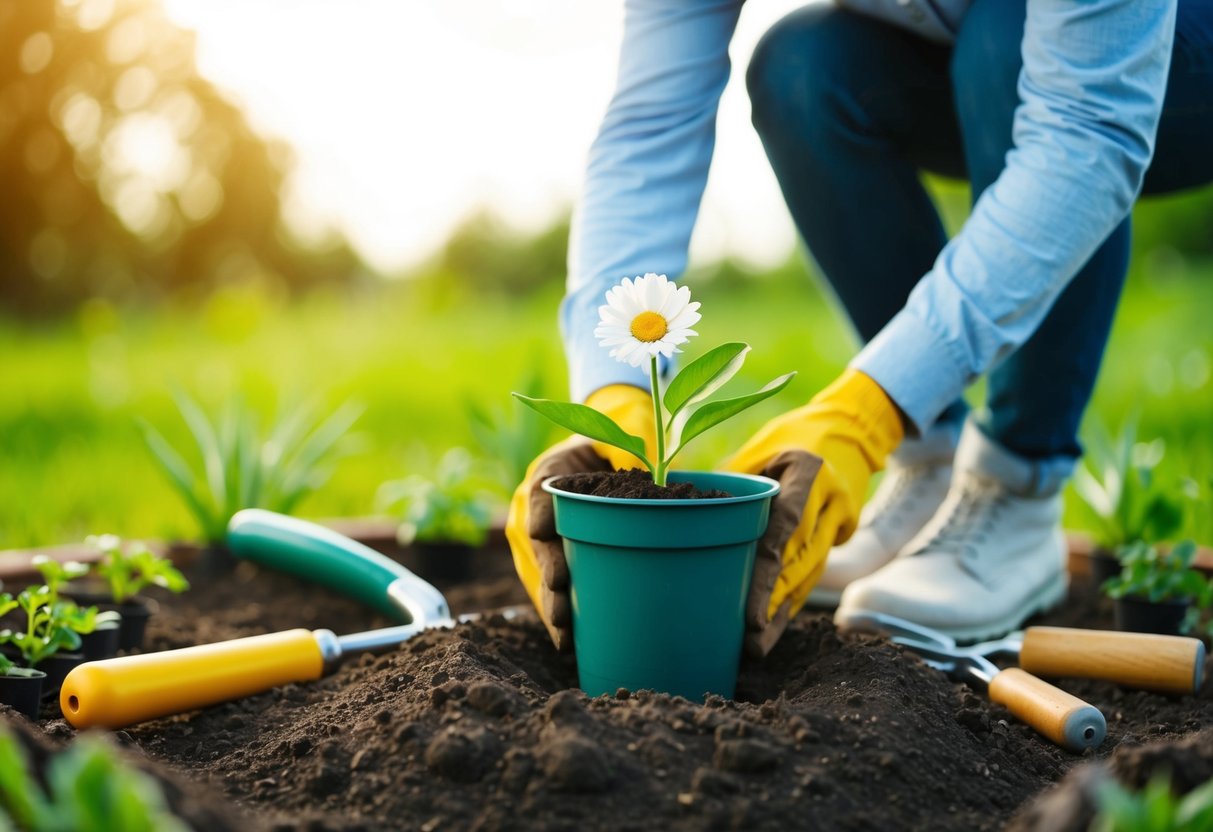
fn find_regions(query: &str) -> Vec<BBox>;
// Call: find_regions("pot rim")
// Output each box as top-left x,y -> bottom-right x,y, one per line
541,470 -> 780,506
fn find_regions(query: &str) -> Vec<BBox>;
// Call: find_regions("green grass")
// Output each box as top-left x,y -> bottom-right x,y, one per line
1,255 -> 1210,551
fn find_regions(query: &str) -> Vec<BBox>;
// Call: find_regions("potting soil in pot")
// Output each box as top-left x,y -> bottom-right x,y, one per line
6,546 -> 1212,831
553,468 -> 732,500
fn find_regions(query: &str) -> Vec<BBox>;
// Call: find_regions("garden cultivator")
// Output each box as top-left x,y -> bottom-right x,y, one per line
61,510 -> 524,729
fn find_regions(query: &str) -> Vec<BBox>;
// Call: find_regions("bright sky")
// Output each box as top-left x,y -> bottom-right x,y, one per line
159,0 -> 807,275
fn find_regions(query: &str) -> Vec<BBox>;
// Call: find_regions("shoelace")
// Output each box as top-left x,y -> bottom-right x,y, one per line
913,479 -> 1010,559
864,463 -> 946,528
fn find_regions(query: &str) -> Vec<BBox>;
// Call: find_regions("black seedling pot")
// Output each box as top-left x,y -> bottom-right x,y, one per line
1114,595 -> 1192,636
65,591 -> 157,652
1089,548 -> 1122,588
0,668 -> 47,720
414,542 -> 475,583
37,652 -> 85,699
80,618 -> 122,660
113,597 -> 156,651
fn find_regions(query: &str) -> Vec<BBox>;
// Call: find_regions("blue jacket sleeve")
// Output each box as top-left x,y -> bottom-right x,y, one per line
562,0 -> 743,402
854,0 -> 1177,433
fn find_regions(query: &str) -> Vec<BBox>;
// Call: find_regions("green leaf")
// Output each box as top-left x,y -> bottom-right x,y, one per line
171,388 -> 227,523
512,394 -> 650,468
272,401 -> 363,515
668,372 -> 796,458
235,405 -> 260,514
1178,778 -> 1213,829
139,418 -> 221,541
0,731 -> 48,830
662,342 -> 750,419
1072,464 -> 1114,521
1143,493 -> 1185,543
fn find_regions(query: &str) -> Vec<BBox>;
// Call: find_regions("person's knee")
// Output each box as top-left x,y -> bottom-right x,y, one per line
746,6 -> 856,138
950,0 -> 1025,119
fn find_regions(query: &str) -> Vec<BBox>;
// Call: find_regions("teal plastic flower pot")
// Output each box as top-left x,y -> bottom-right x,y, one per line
543,470 -> 780,700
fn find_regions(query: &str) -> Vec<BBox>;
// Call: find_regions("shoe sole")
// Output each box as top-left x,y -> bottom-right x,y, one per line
941,569 -> 1070,644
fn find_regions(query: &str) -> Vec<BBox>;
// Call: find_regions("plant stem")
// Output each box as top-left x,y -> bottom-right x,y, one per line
649,355 -> 666,486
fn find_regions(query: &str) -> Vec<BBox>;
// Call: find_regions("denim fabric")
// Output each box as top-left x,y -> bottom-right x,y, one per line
748,0 -> 1213,492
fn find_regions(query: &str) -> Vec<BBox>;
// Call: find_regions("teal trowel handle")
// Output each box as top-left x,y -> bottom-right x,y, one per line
226,509 -> 450,626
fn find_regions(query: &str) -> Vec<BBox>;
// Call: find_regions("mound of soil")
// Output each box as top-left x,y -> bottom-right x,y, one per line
5,543 -> 1212,831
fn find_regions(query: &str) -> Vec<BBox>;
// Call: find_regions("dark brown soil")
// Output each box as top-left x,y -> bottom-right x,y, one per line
4,544 -> 1212,831
553,468 -> 732,500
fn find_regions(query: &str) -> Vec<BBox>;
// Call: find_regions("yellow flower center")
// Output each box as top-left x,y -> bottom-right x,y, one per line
630,311 -> 669,343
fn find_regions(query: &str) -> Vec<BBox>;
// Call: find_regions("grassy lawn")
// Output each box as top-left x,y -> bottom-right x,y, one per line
2,257 -> 1210,551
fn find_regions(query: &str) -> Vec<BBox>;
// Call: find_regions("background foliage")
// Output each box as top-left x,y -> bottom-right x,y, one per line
0,0 -> 1210,550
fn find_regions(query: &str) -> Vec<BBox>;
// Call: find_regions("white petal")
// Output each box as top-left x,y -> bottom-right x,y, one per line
641,274 -> 666,312
594,322 -> 630,340
614,339 -> 642,359
667,307 -> 701,331
659,284 -> 690,319
598,303 -> 629,324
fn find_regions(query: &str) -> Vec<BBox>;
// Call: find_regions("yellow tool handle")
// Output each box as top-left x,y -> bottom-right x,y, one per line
60,629 -> 325,730
1019,626 -> 1206,695
988,667 -> 1106,752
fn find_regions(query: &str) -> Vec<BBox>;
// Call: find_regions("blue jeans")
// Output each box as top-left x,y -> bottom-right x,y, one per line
747,0 -> 1213,465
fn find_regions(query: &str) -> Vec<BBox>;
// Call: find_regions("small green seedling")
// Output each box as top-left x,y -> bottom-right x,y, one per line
0,587 -> 87,667
378,448 -> 496,547
514,274 -> 794,486
0,597 -> 41,679
1104,540 -> 1213,636
0,726 -> 189,832
1091,771 -> 1213,832
31,556 -> 90,609
1072,417 -> 1187,551
90,536 -> 189,605
141,390 -> 362,544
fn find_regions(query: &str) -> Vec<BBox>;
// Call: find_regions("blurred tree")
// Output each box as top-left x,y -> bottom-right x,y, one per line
435,209 -> 569,296
0,0 -> 366,314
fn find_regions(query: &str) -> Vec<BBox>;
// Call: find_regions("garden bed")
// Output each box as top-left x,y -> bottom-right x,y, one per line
4,538 -> 1211,831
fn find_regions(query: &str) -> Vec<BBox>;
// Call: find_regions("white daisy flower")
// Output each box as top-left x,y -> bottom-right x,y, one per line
594,273 -> 701,369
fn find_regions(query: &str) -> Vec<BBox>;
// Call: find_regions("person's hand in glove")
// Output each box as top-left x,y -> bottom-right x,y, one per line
722,369 -> 904,657
506,384 -> 657,650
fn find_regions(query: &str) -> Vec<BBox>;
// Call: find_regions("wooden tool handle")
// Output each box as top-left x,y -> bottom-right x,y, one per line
988,668 -> 1106,752
60,629 -> 325,730
1020,626 -> 1206,695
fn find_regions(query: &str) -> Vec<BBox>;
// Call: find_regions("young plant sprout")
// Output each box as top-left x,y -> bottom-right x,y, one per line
31,555 -> 89,610
1105,539 -> 1213,636
0,587 -> 91,667
514,273 -> 794,486
89,535 -> 190,605
140,390 -> 363,544
377,448 -> 495,547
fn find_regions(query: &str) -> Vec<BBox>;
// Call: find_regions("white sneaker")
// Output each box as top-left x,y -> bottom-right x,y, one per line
834,421 -> 1069,642
805,422 -> 957,608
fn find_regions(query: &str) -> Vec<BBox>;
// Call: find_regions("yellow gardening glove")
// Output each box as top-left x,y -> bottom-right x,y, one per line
506,384 -> 658,651
722,369 -> 904,657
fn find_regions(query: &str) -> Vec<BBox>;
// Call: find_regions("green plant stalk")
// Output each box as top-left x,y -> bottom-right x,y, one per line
25,602 -> 36,652
650,355 -> 667,487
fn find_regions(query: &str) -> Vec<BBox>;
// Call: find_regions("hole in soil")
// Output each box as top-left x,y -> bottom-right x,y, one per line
67,695 -> 79,713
